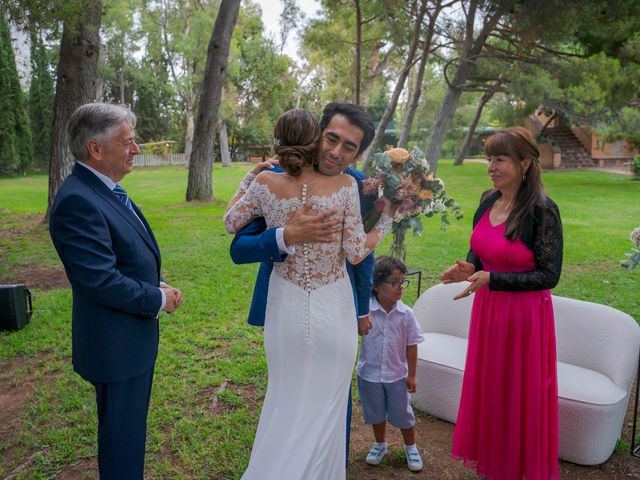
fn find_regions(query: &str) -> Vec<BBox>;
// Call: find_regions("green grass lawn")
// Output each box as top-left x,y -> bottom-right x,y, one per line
0,162 -> 638,478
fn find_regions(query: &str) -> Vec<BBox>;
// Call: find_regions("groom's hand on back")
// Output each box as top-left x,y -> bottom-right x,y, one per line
283,202 -> 341,246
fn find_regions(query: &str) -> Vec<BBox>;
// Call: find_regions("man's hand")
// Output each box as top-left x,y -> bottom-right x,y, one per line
161,283 -> 182,313
283,202 -> 341,246
406,375 -> 417,393
358,315 -> 372,336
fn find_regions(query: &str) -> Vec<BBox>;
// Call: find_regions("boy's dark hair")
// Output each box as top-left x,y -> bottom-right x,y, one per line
372,255 -> 408,298
320,102 -> 375,155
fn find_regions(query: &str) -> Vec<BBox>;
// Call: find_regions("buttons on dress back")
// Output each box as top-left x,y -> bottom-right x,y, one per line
301,184 -> 311,292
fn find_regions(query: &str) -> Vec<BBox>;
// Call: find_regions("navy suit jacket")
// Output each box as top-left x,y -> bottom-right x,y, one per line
49,164 -> 163,383
230,166 -> 375,326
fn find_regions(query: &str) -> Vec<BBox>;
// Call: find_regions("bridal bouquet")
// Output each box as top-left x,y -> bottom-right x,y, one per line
620,225 -> 640,269
362,147 -> 462,260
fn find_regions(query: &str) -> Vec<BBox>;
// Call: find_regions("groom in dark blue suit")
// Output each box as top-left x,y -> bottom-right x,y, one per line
49,103 -> 181,479
230,102 -> 376,464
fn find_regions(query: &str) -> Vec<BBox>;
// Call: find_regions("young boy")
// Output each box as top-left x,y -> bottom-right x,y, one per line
356,256 -> 425,472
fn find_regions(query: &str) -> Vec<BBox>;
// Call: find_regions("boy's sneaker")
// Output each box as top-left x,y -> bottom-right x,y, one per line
405,445 -> 423,472
365,443 -> 387,465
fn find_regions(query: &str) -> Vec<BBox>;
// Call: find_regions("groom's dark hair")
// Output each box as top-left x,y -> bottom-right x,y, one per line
320,103 -> 375,155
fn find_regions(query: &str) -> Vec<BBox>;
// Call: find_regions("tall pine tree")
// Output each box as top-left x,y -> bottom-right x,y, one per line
0,18 -> 32,175
28,33 -> 54,171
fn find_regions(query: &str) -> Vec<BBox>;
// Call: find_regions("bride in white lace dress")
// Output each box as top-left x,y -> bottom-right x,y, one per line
223,109 -> 394,480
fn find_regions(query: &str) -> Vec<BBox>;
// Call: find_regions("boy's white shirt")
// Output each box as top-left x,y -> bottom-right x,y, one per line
356,297 -> 425,383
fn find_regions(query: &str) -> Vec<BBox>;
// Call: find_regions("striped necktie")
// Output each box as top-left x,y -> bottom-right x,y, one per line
113,184 -> 133,212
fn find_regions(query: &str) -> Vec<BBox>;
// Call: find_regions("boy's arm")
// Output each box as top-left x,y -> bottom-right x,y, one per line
406,344 -> 418,392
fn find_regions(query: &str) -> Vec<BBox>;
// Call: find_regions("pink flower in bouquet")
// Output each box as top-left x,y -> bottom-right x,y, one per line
398,196 -> 418,215
362,177 -> 382,196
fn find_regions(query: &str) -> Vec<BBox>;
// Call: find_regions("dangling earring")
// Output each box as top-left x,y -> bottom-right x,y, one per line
522,173 -> 526,182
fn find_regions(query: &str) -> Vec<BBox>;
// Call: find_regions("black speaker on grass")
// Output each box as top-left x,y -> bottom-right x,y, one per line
0,284 -> 32,331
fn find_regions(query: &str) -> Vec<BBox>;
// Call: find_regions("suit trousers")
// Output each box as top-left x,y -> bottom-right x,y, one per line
93,366 -> 155,480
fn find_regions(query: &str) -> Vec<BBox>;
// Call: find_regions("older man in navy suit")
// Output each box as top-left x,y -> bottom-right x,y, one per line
230,102 -> 377,464
49,103 -> 181,479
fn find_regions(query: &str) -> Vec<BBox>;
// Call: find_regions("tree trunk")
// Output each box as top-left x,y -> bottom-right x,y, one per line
354,0 -> 361,105
362,43 -> 393,105
423,0 -> 512,172
46,0 -> 102,218
119,68 -> 125,105
184,105 -> 194,161
398,2 -> 441,149
361,0 -> 427,170
186,0 -> 241,201
423,80 -> 464,173
454,88 -> 498,166
95,43 -> 106,101
219,116 -> 231,167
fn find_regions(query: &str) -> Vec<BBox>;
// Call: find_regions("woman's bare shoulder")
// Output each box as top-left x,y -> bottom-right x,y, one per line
334,173 -> 357,187
254,169 -> 285,184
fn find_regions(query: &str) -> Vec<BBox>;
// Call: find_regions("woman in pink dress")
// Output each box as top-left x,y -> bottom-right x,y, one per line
441,127 -> 563,480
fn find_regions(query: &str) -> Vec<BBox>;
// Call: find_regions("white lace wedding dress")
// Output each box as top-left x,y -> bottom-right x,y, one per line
224,172 -> 392,480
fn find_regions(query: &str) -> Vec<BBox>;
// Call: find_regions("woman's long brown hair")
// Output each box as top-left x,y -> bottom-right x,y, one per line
484,127 -> 546,240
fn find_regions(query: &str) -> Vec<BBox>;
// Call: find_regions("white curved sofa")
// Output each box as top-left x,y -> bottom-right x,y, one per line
412,282 -> 640,466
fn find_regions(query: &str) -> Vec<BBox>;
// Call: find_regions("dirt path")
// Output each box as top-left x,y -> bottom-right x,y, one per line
347,388 -> 640,479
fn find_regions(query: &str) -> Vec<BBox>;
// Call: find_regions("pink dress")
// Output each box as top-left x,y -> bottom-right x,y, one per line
452,208 -> 560,480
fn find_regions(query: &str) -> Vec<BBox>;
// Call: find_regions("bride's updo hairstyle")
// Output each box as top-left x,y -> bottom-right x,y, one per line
273,109 -> 321,177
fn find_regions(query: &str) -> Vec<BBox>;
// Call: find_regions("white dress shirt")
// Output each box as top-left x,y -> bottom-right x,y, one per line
356,297 -> 425,383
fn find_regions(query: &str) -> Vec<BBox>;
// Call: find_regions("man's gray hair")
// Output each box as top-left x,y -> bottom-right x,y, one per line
67,103 -> 137,162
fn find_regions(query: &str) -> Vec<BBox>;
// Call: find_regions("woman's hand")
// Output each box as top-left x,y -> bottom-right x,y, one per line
453,270 -> 490,300
226,159 -> 279,215
251,158 -> 279,174
440,259 -> 475,284
380,197 -> 399,217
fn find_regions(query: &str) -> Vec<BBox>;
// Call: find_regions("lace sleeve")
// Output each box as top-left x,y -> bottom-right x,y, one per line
342,179 -> 393,265
223,176 -> 264,233
490,204 -> 563,291
466,250 -> 483,273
